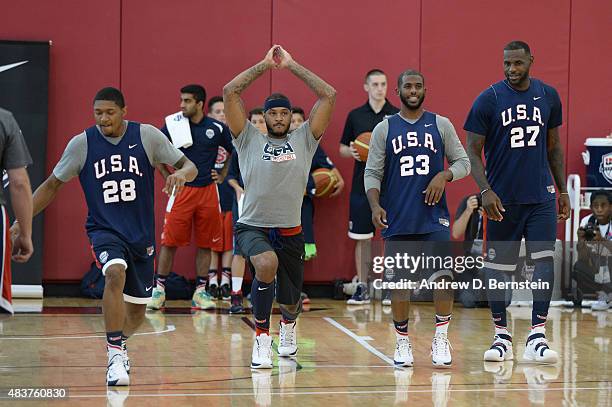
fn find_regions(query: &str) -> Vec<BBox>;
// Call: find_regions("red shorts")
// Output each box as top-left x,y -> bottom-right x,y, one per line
216,211 -> 233,253
161,184 -> 223,250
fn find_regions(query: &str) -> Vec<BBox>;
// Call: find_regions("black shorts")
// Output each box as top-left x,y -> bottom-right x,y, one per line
234,223 -> 304,305
90,231 -> 155,304
349,192 -> 374,239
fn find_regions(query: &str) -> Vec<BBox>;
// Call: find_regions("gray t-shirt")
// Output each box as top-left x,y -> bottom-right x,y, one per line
53,121 -> 184,182
364,113 -> 470,192
233,121 -> 319,227
0,108 -> 33,206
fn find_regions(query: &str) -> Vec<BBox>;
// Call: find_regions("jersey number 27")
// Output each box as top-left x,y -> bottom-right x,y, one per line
510,126 -> 540,148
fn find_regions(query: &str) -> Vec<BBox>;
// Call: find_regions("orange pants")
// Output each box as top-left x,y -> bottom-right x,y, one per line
161,184 -> 223,251
216,211 -> 233,253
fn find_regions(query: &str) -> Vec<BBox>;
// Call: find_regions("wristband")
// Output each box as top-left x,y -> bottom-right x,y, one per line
480,189 -> 490,196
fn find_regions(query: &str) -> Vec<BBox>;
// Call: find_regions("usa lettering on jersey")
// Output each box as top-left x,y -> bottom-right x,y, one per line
501,104 -> 544,149
261,142 -> 296,163
388,131 -> 437,177
93,154 -> 143,178
92,154 -> 142,203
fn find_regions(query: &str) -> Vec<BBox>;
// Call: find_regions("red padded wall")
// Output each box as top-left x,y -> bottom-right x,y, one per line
567,0 -> 612,178
2,0 -> 611,283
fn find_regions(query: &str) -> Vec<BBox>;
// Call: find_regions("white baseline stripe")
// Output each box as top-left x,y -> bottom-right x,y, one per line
62,386 -> 612,399
324,317 -> 394,366
0,325 -> 175,340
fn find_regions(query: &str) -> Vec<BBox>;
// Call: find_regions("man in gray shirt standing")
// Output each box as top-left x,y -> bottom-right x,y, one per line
223,45 -> 336,369
0,108 -> 34,314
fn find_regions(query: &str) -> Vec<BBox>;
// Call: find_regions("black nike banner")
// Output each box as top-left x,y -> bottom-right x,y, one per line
0,40 -> 50,291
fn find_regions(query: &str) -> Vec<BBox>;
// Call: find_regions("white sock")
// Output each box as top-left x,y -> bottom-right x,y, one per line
435,314 -> 451,335
232,276 -> 243,292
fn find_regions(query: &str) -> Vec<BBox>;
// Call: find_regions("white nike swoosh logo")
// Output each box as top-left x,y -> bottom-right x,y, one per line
129,144 -> 137,149
0,60 -> 28,74
212,237 -> 221,242
257,286 -> 269,291
533,96 -> 542,100
145,286 -> 152,291
424,124 -> 433,127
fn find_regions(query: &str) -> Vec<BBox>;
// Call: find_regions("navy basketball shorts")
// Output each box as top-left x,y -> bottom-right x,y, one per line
234,223 -> 304,306
383,230 -> 453,285
348,191 -> 375,240
301,196 -> 315,244
90,231 -> 155,304
484,200 -> 556,271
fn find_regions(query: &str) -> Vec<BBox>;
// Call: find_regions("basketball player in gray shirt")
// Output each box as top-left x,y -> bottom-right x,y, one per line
0,108 -> 33,314
224,45 -> 336,369
11,88 -> 196,386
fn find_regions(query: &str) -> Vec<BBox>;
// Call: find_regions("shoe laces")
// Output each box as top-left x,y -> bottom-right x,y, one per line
257,336 -> 273,358
433,333 -> 451,356
396,337 -> 412,354
280,322 -> 296,346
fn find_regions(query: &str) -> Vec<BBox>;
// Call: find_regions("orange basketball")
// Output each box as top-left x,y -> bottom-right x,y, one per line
353,132 -> 372,161
312,168 -> 338,198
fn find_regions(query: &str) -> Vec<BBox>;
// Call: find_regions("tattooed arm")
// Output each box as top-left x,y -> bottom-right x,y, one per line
276,46 -> 336,140
223,47 -> 276,137
547,126 -> 570,220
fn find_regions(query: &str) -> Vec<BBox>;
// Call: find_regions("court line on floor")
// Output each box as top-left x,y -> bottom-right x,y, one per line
60,385 -> 612,399
0,325 -> 176,340
323,317 -> 395,366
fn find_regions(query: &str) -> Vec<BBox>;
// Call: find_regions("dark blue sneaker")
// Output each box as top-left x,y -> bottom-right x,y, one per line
347,283 -> 371,305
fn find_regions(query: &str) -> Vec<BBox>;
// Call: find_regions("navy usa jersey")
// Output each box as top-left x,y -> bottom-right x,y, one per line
381,112 -> 449,237
464,78 -> 562,204
79,122 -> 155,249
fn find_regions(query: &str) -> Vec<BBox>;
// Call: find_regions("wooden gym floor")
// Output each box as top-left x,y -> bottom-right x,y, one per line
0,298 -> 610,406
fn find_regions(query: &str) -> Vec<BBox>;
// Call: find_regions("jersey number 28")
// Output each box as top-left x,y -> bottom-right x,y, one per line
103,179 -> 136,203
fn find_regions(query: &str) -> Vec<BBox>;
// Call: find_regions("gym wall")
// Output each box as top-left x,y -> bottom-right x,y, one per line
2,0 -> 610,283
